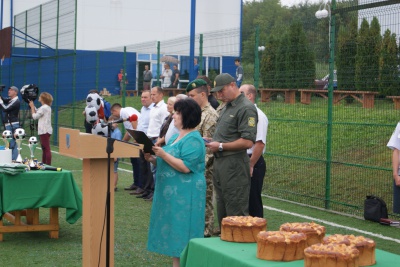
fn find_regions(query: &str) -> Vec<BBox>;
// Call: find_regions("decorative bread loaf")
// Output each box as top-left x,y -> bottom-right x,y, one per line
220,216 -> 267,243
323,234 -> 376,266
256,231 -> 307,261
304,243 -> 360,267
280,222 -> 326,246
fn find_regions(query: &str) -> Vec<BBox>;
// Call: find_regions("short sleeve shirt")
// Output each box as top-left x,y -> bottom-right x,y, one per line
120,107 -> 141,130
387,122 -> 400,174
213,93 -> 257,144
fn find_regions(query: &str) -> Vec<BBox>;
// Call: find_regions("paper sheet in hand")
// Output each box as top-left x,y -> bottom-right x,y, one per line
126,129 -> 155,155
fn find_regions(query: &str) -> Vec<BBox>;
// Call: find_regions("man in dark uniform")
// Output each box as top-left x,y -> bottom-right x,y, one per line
206,73 -> 258,227
0,86 -> 21,160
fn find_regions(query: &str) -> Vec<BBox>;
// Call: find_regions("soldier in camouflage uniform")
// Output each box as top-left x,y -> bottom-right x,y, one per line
186,79 -> 219,237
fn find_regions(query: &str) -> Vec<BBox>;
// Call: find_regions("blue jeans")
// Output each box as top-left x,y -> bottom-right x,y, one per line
5,123 -> 20,161
236,80 -> 242,88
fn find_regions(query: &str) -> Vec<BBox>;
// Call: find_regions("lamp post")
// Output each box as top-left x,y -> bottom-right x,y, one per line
315,0 -> 336,210
254,26 -> 265,91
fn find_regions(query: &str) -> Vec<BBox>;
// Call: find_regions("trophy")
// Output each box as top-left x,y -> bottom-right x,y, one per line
28,136 -> 38,168
2,130 -> 13,149
13,128 -> 26,163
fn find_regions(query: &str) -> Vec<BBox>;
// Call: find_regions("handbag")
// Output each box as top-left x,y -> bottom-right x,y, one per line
364,195 -> 388,222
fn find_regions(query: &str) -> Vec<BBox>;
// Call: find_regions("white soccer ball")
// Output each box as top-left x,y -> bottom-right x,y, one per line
85,105 -> 99,124
86,93 -> 102,110
91,122 -> 108,137
2,130 -> 13,139
29,136 -> 38,144
14,128 -> 26,139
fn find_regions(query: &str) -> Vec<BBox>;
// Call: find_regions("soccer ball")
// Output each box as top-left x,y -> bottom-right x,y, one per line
86,93 -> 102,110
92,122 -> 108,137
14,128 -> 26,139
85,105 -> 99,124
2,130 -> 13,139
29,136 -> 38,144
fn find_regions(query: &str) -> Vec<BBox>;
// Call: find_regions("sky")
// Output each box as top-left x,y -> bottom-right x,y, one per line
244,0 -> 321,7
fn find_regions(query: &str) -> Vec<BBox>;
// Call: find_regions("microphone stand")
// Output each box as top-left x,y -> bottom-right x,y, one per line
105,124 -> 115,267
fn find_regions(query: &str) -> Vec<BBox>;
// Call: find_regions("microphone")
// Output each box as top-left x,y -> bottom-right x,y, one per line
42,166 -> 62,171
108,114 -> 138,124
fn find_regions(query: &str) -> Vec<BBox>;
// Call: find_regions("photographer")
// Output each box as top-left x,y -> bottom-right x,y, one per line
0,86 -> 21,160
29,92 -> 53,165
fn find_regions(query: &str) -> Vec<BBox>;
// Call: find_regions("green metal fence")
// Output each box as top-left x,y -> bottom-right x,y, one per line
256,0 -> 400,218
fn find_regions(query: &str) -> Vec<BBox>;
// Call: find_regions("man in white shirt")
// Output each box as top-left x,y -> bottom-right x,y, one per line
146,87 -> 170,201
147,86 -> 169,140
135,90 -> 156,199
239,84 -> 268,218
110,103 -> 143,195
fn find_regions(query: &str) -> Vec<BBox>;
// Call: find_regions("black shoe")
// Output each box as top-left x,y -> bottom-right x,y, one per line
124,184 -> 138,190
143,192 -> 154,200
137,192 -> 150,198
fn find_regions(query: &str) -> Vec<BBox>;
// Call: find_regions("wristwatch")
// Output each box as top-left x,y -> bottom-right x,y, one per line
218,143 -> 223,152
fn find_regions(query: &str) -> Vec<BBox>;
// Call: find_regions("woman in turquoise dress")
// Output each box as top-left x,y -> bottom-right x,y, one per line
145,98 -> 206,267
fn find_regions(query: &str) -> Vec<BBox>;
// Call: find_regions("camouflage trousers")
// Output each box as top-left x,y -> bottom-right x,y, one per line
204,163 -> 215,237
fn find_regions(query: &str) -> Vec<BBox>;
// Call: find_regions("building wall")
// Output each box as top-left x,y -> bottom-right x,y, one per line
2,0 -> 241,52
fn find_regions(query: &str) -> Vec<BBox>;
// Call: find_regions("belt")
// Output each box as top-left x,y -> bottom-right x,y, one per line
213,150 -> 245,158
4,122 -> 19,126
149,137 -> 158,141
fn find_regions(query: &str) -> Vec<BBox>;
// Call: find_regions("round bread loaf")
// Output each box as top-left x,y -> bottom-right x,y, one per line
280,222 -> 326,246
304,243 -> 360,267
220,216 -> 267,243
256,231 -> 307,261
323,234 -> 376,266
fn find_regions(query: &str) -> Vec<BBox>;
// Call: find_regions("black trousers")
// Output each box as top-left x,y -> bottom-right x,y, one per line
249,155 -> 266,218
140,151 -> 154,193
130,157 -> 142,188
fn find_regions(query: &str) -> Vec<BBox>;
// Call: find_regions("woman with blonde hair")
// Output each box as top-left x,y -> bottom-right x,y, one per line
29,92 -> 53,165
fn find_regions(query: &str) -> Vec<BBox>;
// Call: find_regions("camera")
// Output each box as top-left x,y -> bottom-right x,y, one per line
20,84 -> 39,103
0,84 -> 5,93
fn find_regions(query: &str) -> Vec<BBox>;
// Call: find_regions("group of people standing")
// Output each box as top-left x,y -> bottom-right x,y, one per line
0,85 -> 53,165
105,71 -> 268,267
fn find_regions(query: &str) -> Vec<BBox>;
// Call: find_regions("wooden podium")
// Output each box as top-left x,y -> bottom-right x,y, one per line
59,128 -> 142,267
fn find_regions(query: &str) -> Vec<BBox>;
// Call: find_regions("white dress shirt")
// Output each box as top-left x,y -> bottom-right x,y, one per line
247,104 -> 268,155
147,100 -> 169,138
137,104 -> 154,134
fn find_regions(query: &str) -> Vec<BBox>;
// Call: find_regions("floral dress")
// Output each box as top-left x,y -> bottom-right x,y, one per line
147,131 -> 206,257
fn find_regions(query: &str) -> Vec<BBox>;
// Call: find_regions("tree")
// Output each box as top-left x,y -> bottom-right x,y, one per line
337,18 -> 357,91
369,17 -> 382,91
355,19 -> 371,91
285,21 -> 315,89
379,29 -> 399,96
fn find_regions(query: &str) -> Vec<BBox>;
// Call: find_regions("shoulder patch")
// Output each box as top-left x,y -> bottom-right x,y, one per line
248,117 -> 256,127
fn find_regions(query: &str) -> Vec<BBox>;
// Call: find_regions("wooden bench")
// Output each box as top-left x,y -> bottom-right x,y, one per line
259,89 -> 296,104
120,90 -> 138,97
0,208 -> 59,241
299,89 -> 378,108
162,88 -> 186,97
386,96 -> 400,109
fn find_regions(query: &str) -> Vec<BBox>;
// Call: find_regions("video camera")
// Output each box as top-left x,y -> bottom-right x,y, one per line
20,84 -> 39,103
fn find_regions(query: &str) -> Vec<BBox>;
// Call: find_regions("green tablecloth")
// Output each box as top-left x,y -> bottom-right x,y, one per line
0,170 -> 82,224
181,237 -> 400,267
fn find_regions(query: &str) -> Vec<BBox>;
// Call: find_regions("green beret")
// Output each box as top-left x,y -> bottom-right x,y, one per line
186,79 -> 207,92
